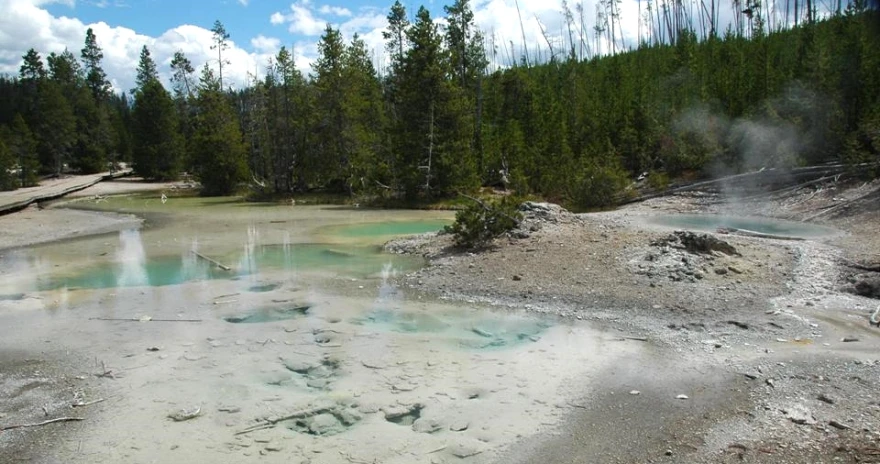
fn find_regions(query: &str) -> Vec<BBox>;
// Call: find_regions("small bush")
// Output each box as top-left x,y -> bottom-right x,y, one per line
647,170 -> 671,191
445,195 -> 522,249
571,161 -> 629,209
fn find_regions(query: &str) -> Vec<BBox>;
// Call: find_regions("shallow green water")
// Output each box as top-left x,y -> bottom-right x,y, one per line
329,220 -> 451,238
650,214 -> 838,238
223,305 -> 311,323
28,241 -> 423,291
355,308 -> 552,349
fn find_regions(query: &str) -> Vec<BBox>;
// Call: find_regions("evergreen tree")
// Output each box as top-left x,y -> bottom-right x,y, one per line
47,49 -> 82,94
344,34 -> 387,193
3,114 -> 39,186
35,81 -> 76,175
393,7 -> 476,198
132,46 -> 183,180
210,21 -> 231,91
443,0 -> 488,177
71,29 -> 114,173
134,45 -> 159,91
19,49 -> 47,81
170,50 -> 196,99
18,49 -> 46,126
191,65 -> 247,195
312,25 -> 349,187
0,138 -> 15,191
81,28 -> 110,100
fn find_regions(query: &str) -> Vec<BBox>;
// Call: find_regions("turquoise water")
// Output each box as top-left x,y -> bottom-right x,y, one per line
328,220 -> 451,238
28,241 -> 423,291
650,214 -> 838,238
355,308 -> 552,349
223,305 -> 311,323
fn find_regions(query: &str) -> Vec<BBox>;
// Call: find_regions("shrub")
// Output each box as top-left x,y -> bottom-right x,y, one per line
571,161 -> 630,209
445,195 -> 522,249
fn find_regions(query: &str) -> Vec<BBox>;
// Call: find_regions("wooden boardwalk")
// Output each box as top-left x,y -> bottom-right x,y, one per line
0,170 -> 131,215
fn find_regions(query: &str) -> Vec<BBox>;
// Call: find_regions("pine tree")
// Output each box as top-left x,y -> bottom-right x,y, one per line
210,21 -> 231,91
344,34 -> 387,193
312,25 -> 349,188
81,28 -> 110,100
132,46 -> 184,180
0,137 -> 15,191
47,49 -> 82,93
393,7 -> 476,198
35,81 -> 76,175
170,50 -> 196,99
19,49 -> 47,82
3,114 -> 39,186
134,45 -> 159,91
444,0 -> 488,178
191,64 -> 248,195
74,29 -> 113,173
18,49 -> 46,125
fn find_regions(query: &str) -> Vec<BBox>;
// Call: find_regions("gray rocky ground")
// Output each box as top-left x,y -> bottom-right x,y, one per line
387,180 -> 880,463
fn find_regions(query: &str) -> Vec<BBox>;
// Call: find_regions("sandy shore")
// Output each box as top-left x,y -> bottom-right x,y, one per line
0,179 -> 181,251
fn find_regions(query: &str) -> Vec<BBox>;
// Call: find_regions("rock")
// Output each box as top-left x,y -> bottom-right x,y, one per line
512,274 -> 522,281
146,346 -> 160,352
357,403 -> 381,414
629,390 -> 641,395
265,445 -> 283,452
653,231 -> 739,256
306,378 -> 330,389
282,357 -> 318,374
714,267 -> 729,275
828,420 -> 851,430
449,420 -> 469,432
449,443 -> 484,458
785,405 -> 816,425
817,394 -> 835,405
168,406 -> 201,422
307,413 -> 344,435
728,265 -> 743,274
841,337 -> 859,343
676,394 -> 689,400
852,277 -> 880,298
412,417 -> 443,433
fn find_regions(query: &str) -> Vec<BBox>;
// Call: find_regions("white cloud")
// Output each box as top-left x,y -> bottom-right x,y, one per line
272,2 -> 328,36
0,0 -> 283,92
238,0 -> 249,6
270,12 -> 286,25
318,4 -> 352,17
251,34 -> 280,53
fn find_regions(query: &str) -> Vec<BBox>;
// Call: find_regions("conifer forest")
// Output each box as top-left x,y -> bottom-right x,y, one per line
0,0 -> 878,209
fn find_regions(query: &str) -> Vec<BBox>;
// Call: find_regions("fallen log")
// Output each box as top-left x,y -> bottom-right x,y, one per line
1,417 -> 84,432
235,404 -> 335,435
88,317 -> 202,322
191,251 -> 231,271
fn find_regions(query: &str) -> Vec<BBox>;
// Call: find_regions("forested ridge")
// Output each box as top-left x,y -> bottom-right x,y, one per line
0,1 -> 878,209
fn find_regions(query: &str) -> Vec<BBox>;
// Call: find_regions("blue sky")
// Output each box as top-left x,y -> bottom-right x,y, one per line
45,0 -> 311,48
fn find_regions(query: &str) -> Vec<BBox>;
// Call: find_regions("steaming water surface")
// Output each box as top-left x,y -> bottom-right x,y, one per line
649,213 -> 839,238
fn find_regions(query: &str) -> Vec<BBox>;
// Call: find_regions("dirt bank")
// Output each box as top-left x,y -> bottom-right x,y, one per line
387,180 -> 880,463
0,179 -> 181,251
